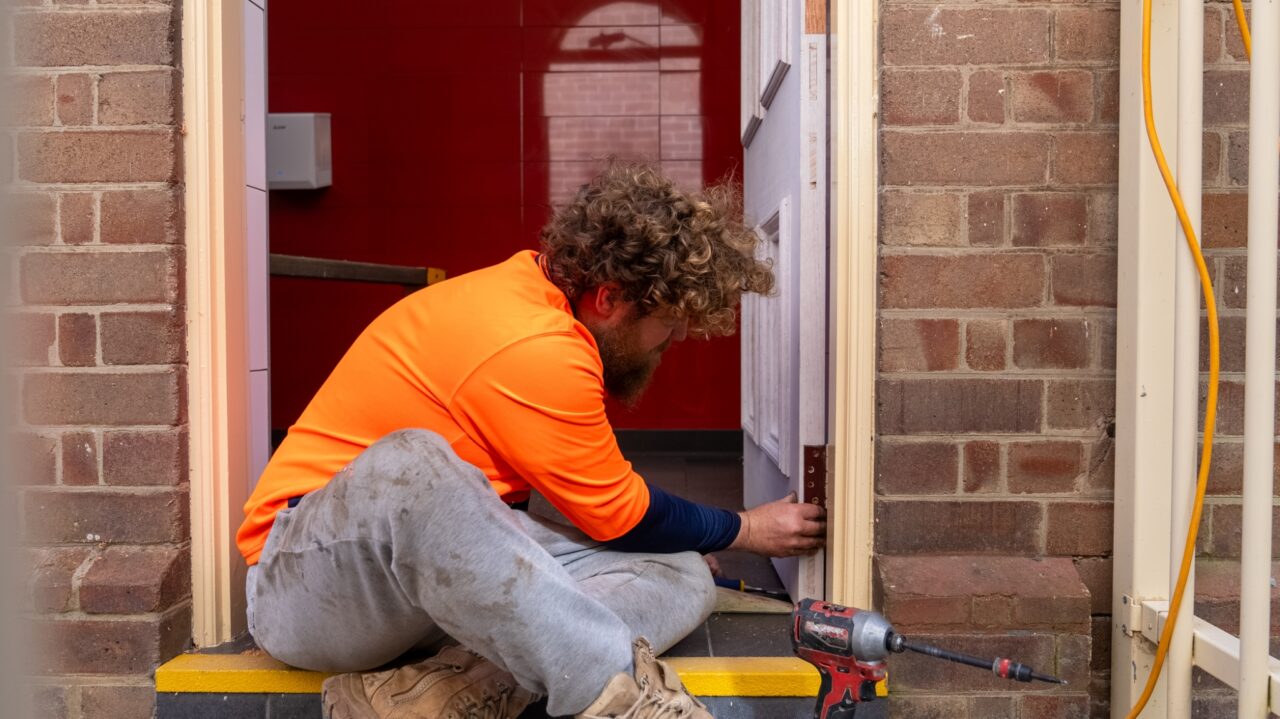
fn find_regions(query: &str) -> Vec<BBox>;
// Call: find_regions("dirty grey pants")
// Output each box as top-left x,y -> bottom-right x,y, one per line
246,429 -> 717,716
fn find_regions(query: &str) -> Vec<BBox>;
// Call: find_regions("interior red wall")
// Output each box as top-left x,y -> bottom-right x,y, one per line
267,0 -> 742,430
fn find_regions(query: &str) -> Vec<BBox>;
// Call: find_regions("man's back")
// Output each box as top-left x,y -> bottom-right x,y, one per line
237,250 -> 646,565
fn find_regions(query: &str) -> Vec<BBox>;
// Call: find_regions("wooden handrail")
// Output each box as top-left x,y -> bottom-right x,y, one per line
269,254 -> 445,289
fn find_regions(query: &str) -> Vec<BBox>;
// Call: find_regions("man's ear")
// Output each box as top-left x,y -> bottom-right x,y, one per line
589,283 -> 627,320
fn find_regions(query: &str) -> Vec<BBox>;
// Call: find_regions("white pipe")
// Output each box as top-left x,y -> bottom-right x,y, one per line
1169,0 -> 1203,713
1241,0 -> 1279,715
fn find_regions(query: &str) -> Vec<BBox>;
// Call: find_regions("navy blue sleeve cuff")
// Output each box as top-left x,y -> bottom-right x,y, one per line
604,484 -> 741,554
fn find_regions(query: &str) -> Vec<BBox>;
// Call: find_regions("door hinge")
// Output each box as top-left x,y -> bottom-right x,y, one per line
803,445 -> 831,509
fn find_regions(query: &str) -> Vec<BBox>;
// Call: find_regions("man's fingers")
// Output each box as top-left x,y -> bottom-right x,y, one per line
801,520 -> 827,537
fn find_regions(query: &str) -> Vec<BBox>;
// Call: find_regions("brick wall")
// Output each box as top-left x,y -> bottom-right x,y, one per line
876,0 -> 1116,715
9,2 -> 189,718
875,1 -> 1277,717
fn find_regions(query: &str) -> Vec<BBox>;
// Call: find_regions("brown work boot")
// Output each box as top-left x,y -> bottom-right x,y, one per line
321,645 -> 537,719
576,638 -> 712,718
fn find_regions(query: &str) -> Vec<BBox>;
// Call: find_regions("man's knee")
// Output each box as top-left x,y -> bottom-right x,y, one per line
667,551 -> 717,620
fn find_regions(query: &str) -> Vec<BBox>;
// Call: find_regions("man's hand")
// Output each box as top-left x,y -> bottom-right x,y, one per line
728,492 -> 826,557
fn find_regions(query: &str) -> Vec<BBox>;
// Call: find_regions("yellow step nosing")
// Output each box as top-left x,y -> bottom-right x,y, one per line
155,653 -> 887,697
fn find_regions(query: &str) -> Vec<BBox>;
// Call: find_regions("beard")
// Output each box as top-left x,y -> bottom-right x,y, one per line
594,325 -> 664,408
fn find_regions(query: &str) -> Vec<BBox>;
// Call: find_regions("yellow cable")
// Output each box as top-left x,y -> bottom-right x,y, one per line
1233,0 -> 1253,59
1127,0 -> 1229,715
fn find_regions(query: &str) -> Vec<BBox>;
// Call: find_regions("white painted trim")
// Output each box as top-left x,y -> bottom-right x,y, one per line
1112,0 -> 1180,713
829,0 -> 876,608
183,0 -> 251,647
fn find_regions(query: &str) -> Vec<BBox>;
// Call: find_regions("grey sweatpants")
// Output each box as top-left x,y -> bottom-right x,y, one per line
246,429 -> 718,716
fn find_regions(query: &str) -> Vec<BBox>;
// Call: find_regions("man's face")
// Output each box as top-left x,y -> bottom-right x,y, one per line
594,306 -> 689,407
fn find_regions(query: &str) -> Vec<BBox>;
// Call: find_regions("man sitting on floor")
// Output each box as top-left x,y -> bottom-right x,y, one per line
237,162 -> 827,719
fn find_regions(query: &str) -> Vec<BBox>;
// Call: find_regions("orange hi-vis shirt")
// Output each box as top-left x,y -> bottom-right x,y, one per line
237,250 -> 651,566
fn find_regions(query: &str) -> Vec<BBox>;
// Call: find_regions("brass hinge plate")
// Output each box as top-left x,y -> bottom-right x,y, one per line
803,445 -> 830,509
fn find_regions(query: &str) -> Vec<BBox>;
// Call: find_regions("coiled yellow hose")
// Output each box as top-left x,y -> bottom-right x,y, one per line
1125,0 -> 1251,715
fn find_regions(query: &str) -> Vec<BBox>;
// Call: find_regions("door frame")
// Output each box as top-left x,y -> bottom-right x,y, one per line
828,0 -> 878,608
184,0 -> 253,646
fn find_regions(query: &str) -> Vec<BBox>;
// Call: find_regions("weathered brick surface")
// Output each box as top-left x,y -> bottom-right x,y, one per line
23,488 -> 189,544
1008,441 -> 1084,494
1012,193 -> 1087,247
879,192 -> 963,246
99,70 -> 177,125
80,685 -> 156,719
27,547 -> 92,613
882,132 -> 1051,186
14,9 -> 176,67
878,319 -> 959,372
35,604 -> 190,675
56,312 -> 96,366
79,546 -> 189,614
1011,71 -> 1094,124
963,441 -> 1000,493
1013,318 -> 1090,369
17,130 -> 179,183
101,310 -> 183,364
881,253 -> 1045,309
882,8 -> 1051,66
59,430 -> 98,485
54,73 -> 93,126
13,312 -> 56,366
23,370 -> 183,426
875,440 -> 957,495
881,70 -> 961,126
967,191 -> 1004,246
20,249 -> 181,305
876,500 -> 1043,554
965,319 -> 1007,371
878,379 -> 1042,434
100,188 -> 181,244
102,429 -> 187,486
59,192 -> 95,245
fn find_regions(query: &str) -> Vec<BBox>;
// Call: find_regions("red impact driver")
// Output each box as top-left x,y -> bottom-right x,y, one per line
792,599 -> 1066,719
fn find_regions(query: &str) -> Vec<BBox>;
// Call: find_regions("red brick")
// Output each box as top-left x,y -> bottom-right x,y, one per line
1045,501 -> 1114,556
1193,558 -> 1280,633
80,685 -> 155,719
881,70 -> 961,126
967,70 -> 1005,125
879,192 -> 963,246
102,430 -> 186,486
1055,8 -> 1120,62
58,192 -> 95,245
1221,256 -> 1280,310
1022,694 -> 1091,719
12,74 -> 54,126
23,370 -> 183,426
1204,503 -> 1280,558
1074,557 -> 1112,614
963,441 -> 1000,493
1225,7 -> 1250,61
99,70 -> 178,125
1087,436 -> 1115,493
1012,193 -> 1088,247
1046,379 -> 1115,431
965,319 -> 1008,371
101,310 -> 182,364
876,440 -> 957,495
876,500 -> 1043,554
22,487 -> 188,543
35,604 -> 189,675
12,432 -> 57,486
1088,192 -> 1118,246
1013,318 -> 1090,369
1052,131 -> 1118,186
1096,69 -> 1119,124
1090,615 -> 1111,672
882,8 -> 1050,66
13,312 -> 56,366
967,191 -> 1004,246
20,249 -> 180,305
27,547 -> 91,613
1203,441 -> 1280,496
17,130 -> 179,183
1227,130 -> 1248,186
885,696 -> 969,716
1008,440 -> 1083,493
878,318 -> 960,372
1203,6 -> 1223,64
1011,71 -> 1094,124
80,546 -> 188,613
28,684 -> 67,719
54,74 -> 93,127
1203,131 -> 1222,184
1052,253 -> 1116,308
100,188 -> 181,244
1204,70 -> 1250,125
881,253 -> 1045,309
1198,314 -> 1273,373
60,430 -> 98,486
882,132 -> 1050,186
14,9 -> 176,67
13,192 -> 57,246
1201,192 -> 1248,248
56,313 -> 96,366
878,379 -> 1043,434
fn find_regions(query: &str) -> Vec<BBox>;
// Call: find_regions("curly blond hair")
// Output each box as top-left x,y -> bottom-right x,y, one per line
540,161 -> 774,338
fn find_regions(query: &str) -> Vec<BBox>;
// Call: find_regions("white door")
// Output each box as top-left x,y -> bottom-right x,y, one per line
740,0 -> 828,601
